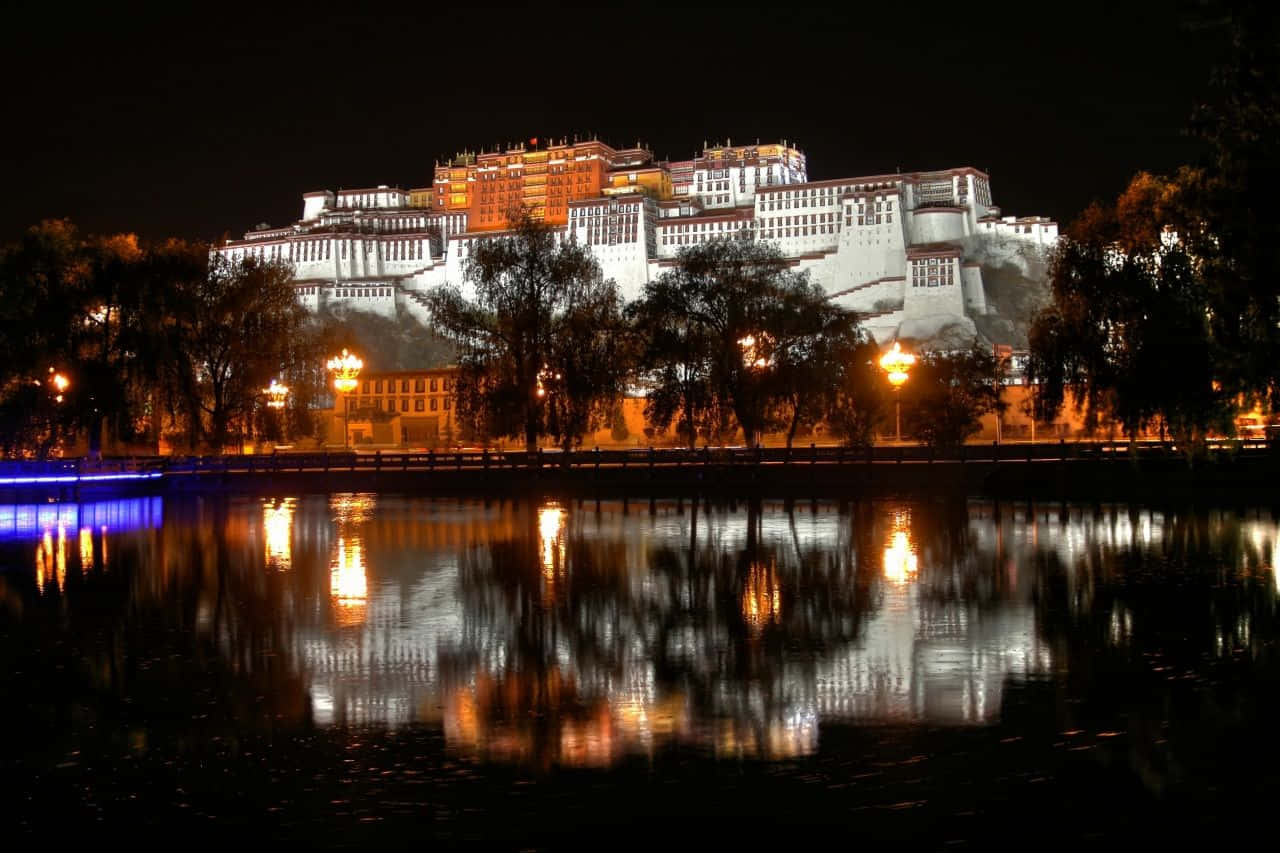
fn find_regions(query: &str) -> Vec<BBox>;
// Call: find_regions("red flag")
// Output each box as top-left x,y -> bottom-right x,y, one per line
529,137 -> 538,147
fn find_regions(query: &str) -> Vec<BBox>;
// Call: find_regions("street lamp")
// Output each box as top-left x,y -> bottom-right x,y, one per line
262,378 -> 289,409
326,349 -> 363,449
260,379 -> 290,449
738,333 -> 772,370
878,341 -> 916,444
49,368 -> 69,404
738,333 -> 773,447
535,364 -> 560,399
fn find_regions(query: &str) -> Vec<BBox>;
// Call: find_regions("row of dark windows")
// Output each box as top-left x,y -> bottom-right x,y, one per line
348,397 -> 450,413
361,377 -> 452,394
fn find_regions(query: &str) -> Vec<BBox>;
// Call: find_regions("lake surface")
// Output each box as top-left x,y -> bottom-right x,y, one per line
2,493 -> 1278,846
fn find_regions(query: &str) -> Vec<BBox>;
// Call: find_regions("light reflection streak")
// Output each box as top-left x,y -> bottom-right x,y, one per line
34,526 -> 68,593
327,493 -> 375,628
538,503 -> 567,599
883,512 -> 918,585
263,498 -> 295,571
329,536 -> 367,627
742,559 -> 781,634
79,527 -> 93,572
35,529 -> 52,591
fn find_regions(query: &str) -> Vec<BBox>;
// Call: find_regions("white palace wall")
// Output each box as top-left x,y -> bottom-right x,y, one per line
217,162 -> 1056,346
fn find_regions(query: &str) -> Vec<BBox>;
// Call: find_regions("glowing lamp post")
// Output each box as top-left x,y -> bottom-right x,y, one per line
262,378 -> 289,409
49,368 -> 69,404
326,349 -> 363,449
738,333 -> 772,447
878,341 -> 915,444
535,364 -> 561,399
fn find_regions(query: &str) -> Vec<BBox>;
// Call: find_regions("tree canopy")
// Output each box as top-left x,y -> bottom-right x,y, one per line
1028,7 -> 1280,448
424,209 -> 629,452
629,237 -> 868,448
899,345 -> 1005,449
0,221 -> 322,456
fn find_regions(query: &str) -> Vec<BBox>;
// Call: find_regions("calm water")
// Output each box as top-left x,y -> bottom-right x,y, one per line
1,493 -> 1278,845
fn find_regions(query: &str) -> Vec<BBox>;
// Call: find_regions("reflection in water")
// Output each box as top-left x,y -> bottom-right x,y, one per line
78,526 -> 93,572
0,497 -> 161,540
882,510 -> 918,585
329,537 -> 367,627
34,524 -> 70,594
263,498 -> 295,571
35,528 -> 59,592
7,498 -> 163,595
538,502 -> 567,601
327,494 -> 374,628
8,495 -> 1280,776
742,558 -> 781,635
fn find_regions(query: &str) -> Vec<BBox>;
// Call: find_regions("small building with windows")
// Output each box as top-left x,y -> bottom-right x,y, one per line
330,368 -> 459,447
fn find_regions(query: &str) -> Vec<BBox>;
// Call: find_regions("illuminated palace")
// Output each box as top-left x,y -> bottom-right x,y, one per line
217,137 -> 1058,342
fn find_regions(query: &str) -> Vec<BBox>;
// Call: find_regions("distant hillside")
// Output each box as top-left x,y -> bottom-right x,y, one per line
966,235 -> 1051,348
316,305 -> 456,372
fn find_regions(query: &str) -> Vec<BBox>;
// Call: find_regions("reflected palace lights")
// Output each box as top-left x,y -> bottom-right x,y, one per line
165,496 -> 1280,765
742,558 -> 782,635
329,536 -> 368,627
539,503 -> 567,600
262,498 -> 296,571
883,511 -> 918,585
327,493 -> 376,627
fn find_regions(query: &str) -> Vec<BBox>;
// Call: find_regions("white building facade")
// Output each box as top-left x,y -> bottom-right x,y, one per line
217,150 -> 1057,343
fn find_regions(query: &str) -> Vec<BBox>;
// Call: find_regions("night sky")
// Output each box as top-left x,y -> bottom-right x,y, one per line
1,2 -> 1224,244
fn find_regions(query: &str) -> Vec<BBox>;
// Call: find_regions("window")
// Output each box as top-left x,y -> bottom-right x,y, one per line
430,398 -> 438,411
414,378 -> 425,392
401,399 -> 409,412
444,398 -> 451,410
415,398 -> 424,412
375,380 -> 383,393
429,378 -> 438,392
400,379 -> 409,392
361,380 -> 371,394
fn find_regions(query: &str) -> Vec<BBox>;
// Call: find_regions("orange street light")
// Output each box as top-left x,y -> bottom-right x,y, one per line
535,364 -> 560,400
738,333 -> 772,370
326,349 -> 363,449
327,349 -> 363,394
878,341 -> 916,443
48,368 -> 69,403
263,378 -> 289,409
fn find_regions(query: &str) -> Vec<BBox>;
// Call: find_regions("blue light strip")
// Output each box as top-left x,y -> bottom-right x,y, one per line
0,495 -> 163,540
0,471 -> 163,486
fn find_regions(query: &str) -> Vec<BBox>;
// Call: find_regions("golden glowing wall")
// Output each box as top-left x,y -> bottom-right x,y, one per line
431,142 -> 615,232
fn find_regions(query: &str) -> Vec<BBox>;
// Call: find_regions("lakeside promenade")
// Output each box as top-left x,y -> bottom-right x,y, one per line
3,440 -> 1277,502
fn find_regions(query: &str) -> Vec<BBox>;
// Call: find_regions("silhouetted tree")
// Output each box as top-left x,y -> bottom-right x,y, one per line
900,345 -> 1005,448
0,221 -> 156,457
824,338 -> 890,448
1027,173 -> 1233,446
768,278 -> 867,447
169,254 -> 309,450
424,208 -> 627,452
631,238 -> 846,447
1183,2 -> 1280,403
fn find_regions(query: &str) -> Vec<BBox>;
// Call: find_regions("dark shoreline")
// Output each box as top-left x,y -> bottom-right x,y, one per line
5,452 -> 1278,504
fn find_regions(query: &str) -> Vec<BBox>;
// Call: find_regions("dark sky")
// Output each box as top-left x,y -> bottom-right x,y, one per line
0,2 -> 1225,243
